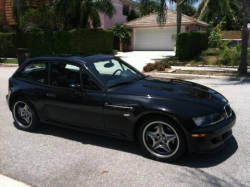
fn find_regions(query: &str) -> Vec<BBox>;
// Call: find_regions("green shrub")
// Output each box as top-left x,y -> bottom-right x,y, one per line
19,6 -> 53,30
143,63 -> 155,72
0,29 -> 114,57
220,49 -> 232,65
220,44 -> 243,66
177,31 -> 208,61
0,33 -> 16,57
162,61 -> 170,68
155,62 -> 165,71
208,26 -> 222,48
230,50 -> 240,66
143,60 -> 170,72
113,24 -> 131,45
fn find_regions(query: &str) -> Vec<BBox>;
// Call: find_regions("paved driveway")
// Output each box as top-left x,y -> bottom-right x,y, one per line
0,67 -> 249,187
115,51 -> 175,71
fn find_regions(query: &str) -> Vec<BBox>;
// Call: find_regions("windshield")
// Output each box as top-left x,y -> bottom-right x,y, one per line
86,58 -> 144,88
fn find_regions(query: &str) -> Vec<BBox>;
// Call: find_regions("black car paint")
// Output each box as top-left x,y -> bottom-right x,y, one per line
7,56 -> 236,153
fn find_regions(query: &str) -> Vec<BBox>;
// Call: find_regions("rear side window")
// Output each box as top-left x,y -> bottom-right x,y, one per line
18,62 -> 47,84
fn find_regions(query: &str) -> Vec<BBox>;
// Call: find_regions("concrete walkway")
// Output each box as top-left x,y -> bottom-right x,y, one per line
115,51 -> 175,71
171,66 -> 250,73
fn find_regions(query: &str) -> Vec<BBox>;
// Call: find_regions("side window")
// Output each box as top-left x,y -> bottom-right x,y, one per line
123,5 -> 129,16
50,61 -> 81,88
18,62 -> 47,84
82,72 -> 100,91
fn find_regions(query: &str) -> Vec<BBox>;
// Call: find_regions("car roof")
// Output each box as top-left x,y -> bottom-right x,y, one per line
70,55 -> 114,63
26,55 -> 115,65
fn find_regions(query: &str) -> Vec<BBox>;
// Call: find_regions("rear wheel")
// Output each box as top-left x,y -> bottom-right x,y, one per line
138,117 -> 186,162
12,98 -> 40,131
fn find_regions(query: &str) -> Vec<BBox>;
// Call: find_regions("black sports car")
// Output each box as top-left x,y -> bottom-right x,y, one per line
6,55 -> 236,162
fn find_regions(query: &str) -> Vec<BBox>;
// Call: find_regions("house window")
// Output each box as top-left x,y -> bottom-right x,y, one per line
123,5 -> 129,16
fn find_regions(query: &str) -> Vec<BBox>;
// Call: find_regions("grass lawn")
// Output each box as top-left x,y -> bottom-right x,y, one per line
0,59 -> 18,64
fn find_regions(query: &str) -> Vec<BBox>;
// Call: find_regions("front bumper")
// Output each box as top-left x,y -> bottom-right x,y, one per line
187,112 -> 236,153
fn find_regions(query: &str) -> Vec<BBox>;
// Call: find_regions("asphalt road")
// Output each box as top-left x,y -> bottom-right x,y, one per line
0,67 -> 249,187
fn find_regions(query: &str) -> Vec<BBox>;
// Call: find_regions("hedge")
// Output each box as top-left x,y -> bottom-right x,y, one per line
0,29 -> 114,57
177,31 -> 208,61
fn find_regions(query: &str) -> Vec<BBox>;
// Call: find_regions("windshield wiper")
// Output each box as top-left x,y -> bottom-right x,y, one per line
108,77 -> 144,88
108,81 -> 134,88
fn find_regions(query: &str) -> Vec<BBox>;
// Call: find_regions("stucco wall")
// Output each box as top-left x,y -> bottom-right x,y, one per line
100,0 -> 138,29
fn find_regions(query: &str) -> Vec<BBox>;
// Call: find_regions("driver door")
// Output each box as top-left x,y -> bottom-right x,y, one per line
44,61 -> 104,128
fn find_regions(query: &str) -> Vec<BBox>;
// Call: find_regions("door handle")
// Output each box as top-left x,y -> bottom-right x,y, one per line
75,90 -> 85,96
46,93 -> 56,98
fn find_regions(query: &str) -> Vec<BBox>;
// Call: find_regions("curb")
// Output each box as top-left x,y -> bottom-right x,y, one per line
0,174 -> 31,187
145,72 -> 250,81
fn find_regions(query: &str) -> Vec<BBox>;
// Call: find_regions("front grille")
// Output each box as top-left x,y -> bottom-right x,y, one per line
225,104 -> 232,118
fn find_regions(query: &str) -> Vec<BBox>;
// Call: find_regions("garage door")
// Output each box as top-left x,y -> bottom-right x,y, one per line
134,27 -> 185,51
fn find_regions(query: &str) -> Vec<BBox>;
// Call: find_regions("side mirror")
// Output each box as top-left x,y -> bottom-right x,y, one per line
69,84 -> 81,89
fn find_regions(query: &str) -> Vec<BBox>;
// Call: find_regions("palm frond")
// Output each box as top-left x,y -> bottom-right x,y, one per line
95,0 -> 116,18
198,0 -> 210,20
156,0 -> 167,26
89,7 -> 101,28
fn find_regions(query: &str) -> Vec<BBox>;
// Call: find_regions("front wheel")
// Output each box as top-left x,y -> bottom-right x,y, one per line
12,98 -> 40,131
138,117 -> 186,162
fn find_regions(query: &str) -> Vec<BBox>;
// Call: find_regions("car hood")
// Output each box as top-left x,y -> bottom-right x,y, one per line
109,77 -> 228,110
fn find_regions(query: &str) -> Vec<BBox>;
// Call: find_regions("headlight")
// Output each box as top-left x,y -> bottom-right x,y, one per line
193,113 -> 224,127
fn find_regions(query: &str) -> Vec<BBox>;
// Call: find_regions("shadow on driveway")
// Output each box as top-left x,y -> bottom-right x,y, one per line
29,122 -> 238,168
173,136 -> 238,168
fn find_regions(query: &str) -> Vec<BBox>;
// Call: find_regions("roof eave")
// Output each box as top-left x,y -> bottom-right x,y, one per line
125,22 -> 209,28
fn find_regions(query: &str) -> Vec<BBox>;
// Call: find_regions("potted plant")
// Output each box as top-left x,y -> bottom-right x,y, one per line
113,24 -> 131,52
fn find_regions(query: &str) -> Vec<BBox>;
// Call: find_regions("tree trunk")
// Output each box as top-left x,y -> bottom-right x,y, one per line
176,1 -> 183,56
238,1 -> 249,75
176,2 -> 183,34
79,6 -> 83,28
49,0 -> 57,31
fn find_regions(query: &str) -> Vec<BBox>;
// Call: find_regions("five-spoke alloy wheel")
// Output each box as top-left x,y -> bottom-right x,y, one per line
12,98 -> 40,131
139,117 -> 186,162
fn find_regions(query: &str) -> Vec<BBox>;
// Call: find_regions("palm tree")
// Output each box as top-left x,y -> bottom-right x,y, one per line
139,0 -> 199,56
197,0 -> 241,30
168,0 -> 199,56
139,0 -> 160,16
182,4 -> 197,17
139,0 -> 198,33
238,0 -> 250,75
54,0 -> 115,29
173,0 -> 200,34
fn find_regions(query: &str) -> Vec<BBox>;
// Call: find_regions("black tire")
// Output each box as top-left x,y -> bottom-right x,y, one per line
12,97 -> 40,131
138,116 -> 186,162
